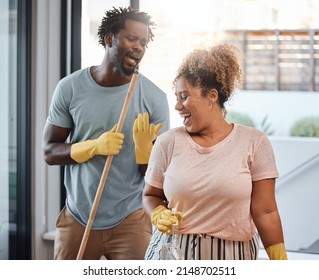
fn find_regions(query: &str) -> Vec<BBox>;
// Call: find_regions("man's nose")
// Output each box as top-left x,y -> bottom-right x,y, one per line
133,41 -> 143,52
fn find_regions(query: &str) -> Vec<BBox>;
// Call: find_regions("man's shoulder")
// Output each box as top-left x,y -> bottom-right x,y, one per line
59,68 -> 89,85
55,68 -> 90,93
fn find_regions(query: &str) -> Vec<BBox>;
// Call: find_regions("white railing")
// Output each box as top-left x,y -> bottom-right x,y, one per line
276,152 -> 319,187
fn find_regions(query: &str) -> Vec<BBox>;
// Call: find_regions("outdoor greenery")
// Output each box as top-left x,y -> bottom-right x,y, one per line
226,110 -> 255,128
226,111 -> 275,135
259,115 -> 275,136
290,116 -> 319,137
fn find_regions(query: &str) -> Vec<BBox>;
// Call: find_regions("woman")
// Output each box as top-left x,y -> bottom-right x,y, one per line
143,43 -> 288,260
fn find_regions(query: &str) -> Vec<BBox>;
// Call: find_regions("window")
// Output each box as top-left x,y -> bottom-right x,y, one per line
0,0 -> 32,260
0,0 -> 16,260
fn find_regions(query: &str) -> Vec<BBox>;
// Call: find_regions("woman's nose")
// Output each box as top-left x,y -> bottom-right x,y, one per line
175,99 -> 183,111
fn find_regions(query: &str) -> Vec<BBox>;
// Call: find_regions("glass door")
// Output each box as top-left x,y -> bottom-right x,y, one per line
0,0 -> 31,260
0,0 -> 17,260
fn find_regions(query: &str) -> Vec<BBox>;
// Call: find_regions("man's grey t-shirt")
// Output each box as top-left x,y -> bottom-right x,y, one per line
47,67 -> 170,229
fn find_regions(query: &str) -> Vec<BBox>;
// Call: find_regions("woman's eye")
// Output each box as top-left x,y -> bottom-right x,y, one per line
175,95 -> 187,102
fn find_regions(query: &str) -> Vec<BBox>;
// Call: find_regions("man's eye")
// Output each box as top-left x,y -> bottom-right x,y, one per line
140,40 -> 147,48
181,96 -> 187,101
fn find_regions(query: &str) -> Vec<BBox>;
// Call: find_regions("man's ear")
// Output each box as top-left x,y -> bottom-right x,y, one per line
104,33 -> 113,48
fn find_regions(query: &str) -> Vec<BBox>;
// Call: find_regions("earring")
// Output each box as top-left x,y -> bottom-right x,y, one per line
210,102 -> 214,111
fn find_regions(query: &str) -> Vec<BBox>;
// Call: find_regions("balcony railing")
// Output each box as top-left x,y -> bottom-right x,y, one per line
220,29 -> 319,91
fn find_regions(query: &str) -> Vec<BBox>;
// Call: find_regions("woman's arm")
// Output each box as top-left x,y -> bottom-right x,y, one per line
251,178 -> 288,259
143,183 -> 167,216
143,183 -> 181,234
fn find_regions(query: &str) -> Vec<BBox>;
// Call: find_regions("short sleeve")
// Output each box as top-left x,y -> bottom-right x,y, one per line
250,135 -> 279,181
47,82 -> 73,128
145,133 -> 172,189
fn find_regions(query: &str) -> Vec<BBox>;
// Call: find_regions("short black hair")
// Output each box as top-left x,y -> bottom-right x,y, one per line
97,6 -> 155,48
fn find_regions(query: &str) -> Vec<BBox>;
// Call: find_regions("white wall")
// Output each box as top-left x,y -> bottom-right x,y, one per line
270,137 -> 319,252
32,0 -> 62,259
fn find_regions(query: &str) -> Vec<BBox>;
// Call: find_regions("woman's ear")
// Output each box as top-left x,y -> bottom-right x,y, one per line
209,88 -> 218,103
209,88 -> 218,102
207,89 -> 218,110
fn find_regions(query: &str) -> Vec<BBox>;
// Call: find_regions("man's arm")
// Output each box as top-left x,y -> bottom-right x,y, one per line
43,122 -> 124,166
42,122 -> 75,166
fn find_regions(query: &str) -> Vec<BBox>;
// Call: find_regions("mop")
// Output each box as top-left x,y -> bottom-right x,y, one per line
76,69 -> 139,260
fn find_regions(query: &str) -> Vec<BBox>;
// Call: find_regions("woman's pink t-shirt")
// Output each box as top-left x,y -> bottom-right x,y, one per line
145,124 -> 279,241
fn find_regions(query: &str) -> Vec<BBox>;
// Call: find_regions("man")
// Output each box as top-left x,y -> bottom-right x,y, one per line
42,7 -> 170,260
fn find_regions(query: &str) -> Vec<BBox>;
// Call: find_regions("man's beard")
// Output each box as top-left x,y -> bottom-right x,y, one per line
112,53 -> 137,77
119,64 -> 136,76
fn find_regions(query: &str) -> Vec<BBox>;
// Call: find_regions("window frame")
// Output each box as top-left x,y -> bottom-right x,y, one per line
14,0 -> 32,259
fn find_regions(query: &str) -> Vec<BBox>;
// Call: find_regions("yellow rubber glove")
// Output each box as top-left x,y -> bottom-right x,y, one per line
265,243 -> 288,260
133,112 -> 163,164
150,205 -> 182,235
70,124 -> 124,163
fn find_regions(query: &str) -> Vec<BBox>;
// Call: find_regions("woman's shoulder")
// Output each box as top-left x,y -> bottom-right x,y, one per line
235,123 -> 265,137
158,126 -> 184,138
156,126 -> 185,145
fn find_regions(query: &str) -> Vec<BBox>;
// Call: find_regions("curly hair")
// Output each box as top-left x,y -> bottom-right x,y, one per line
97,6 -> 155,48
173,43 -> 243,108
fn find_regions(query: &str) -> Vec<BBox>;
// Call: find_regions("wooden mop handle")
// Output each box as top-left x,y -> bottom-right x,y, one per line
76,71 -> 139,260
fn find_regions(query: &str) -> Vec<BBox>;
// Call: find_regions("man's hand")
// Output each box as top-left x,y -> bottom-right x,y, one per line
133,112 -> 162,164
70,124 -> 124,163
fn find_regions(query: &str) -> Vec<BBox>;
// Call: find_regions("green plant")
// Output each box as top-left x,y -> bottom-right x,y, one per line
260,115 -> 275,136
290,116 -> 319,137
226,110 -> 255,127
